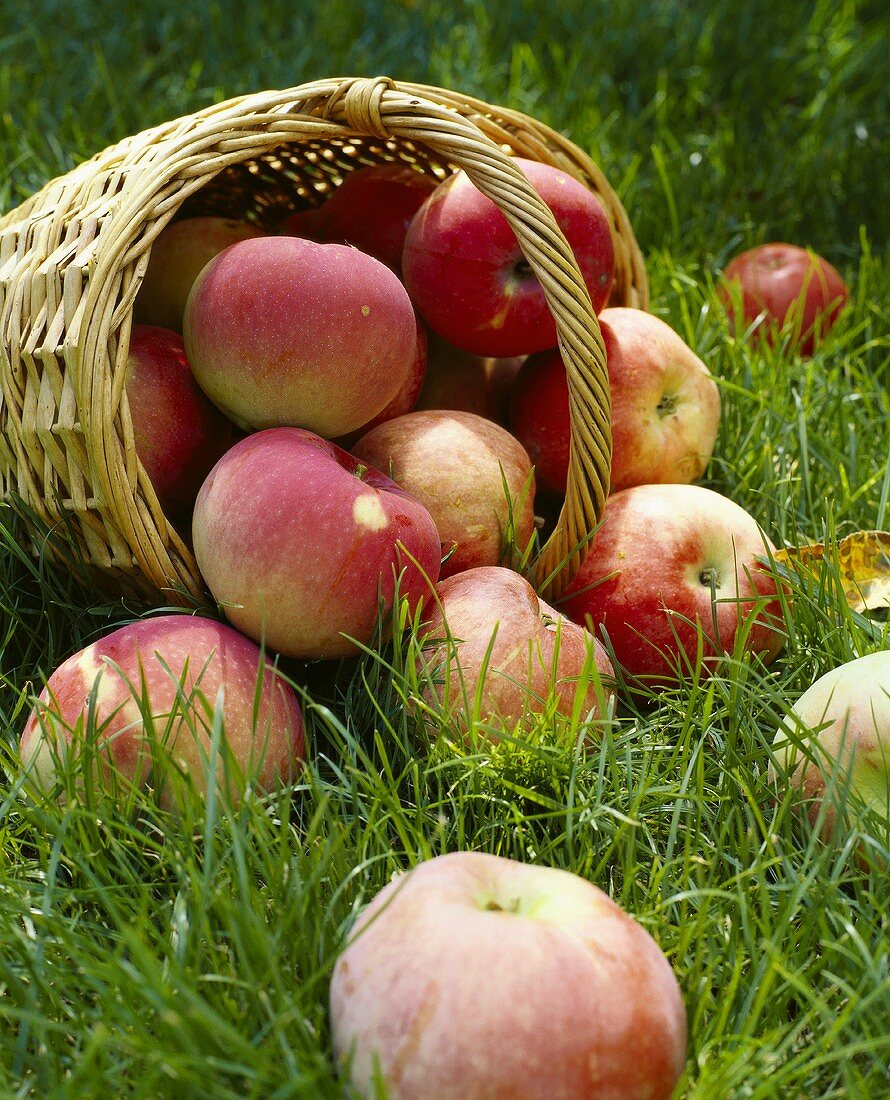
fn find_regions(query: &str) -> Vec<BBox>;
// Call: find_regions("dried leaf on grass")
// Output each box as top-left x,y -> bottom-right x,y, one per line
773,530 -> 890,614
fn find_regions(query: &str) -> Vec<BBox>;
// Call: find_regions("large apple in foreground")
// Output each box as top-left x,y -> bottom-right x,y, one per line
720,242 -> 849,356
19,615 -> 304,813
125,325 -> 233,514
352,410 -> 536,578
183,235 -> 418,436
417,566 -> 614,736
192,428 -> 441,659
329,850 -> 687,1100
560,484 -> 786,685
402,157 -> 614,358
770,651 -> 890,849
134,216 -> 266,332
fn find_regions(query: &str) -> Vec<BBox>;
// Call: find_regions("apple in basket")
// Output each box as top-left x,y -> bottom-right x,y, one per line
124,324 -> 233,515
416,566 -> 614,736
133,215 -> 266,332
559,483 -> 787,686
402,157 -> 615,358
719,242 -> 849,355
329,850 -> 688,1100
770,650 -> 890,856
351,410 -> 536,578
509,308 -> 721,496
192,427 -> 442,660
183,235 -> 418,437
415,330 -> 524,426
19,615 -> 304,814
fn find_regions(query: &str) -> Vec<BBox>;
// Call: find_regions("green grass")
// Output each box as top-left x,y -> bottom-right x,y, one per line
1,1 -> 889,1096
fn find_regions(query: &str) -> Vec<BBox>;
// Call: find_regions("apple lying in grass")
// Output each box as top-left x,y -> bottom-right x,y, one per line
352,410 -> 536,578
329,850 -> 687,1100
125,325 -> 233,514
770,651 -> 890,853
560,483 -> 786,685
192,427 -> 441,659
134,216 -> 265,332
509,308 -> 721,495
417,566 -> 614,736
403,157 -> 614,357
720,242 -> 849,355
184,235 -> 418,436
19,615 -> 304,813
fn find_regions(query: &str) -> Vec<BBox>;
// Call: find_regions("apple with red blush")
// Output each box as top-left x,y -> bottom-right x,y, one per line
720,242 -> 849,355
352,410 -> 536,578
134,216 -> 265,332
403,157 -> 615,357
329,850 -> 687,1100
124,324 -> 233,514
559,483 -> 787,686
192,427 -> 441,660
184,235 -> 418,437
19,615 -> 304,814
417,566 -> 614,736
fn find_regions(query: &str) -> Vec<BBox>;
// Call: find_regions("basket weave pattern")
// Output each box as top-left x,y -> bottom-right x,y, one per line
0,76 -> 647,604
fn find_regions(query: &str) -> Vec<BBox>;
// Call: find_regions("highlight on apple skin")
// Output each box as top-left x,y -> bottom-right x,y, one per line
329,850 -> 688,1100
192,427 -> 442,660
19,615 -> 305,814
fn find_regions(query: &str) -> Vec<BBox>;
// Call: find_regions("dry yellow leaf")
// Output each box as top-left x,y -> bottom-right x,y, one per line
774,530 -> 890,614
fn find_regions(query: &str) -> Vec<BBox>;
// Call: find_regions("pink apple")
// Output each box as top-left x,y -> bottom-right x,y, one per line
403,157 -> 615,357
560,483 -> 787,684
329,850 -> 687,1100
192,427 -> 441,659
770,651 -> 890,850
352,410 -> 536,578
124,325 -> 233,514
417,566 -> 614,735
510,309 -> 721,495
183,235 -> 418,436
19,615 -> 304,813
134,216 -> 265,332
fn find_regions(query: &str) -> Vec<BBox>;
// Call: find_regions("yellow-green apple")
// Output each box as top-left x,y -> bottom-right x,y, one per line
352,410 -> 536,578
560,483 -> 786,685
329,850 -> 687,1100
134,216 -> 265,332
183,236 -> 418,437
19,615 -> 304,813
124,325 -> 233,514
416,330 -> 524,425
402,157 -> 614,358
417,566 -> 614,735
510,309 -> 721,496
192,427 -> 441,659
720,242 -> 849,356
770,651 -> 890,850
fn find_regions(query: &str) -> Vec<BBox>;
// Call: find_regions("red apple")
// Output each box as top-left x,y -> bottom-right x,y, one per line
402,157 -> 615,357
183,236 -> 418,436
352,411 -> 536,578
417,566 -> 614,735
192,427 -> 441,659
329,850 -> 687,1100
560,483 -> 786,685
134,216 -> 265,332
510,309 -> 721,495
19,615 -> 304,813
770,651 -> 890,852
416,331 -> 523,425
720,242 -> 849,355
124,325 -> 233,514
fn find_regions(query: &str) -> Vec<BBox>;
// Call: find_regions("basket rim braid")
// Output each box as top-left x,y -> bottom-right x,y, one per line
0,75 -> 647,606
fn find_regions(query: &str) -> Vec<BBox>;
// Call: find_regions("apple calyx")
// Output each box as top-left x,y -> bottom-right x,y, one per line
699,566 -> 721,589
656,391 -> 680,418
482,895 -> 522,914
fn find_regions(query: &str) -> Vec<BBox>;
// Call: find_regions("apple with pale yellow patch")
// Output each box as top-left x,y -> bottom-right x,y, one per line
192,427 -> 442,659
19,615 -> 304,813
329,850 -> 687,1099
351,409 -> 536,578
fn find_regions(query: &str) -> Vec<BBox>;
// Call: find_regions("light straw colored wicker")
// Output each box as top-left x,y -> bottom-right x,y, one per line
0,75 -> 647,605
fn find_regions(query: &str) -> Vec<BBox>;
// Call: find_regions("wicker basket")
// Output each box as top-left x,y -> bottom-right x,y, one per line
0,75 -> 647,606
